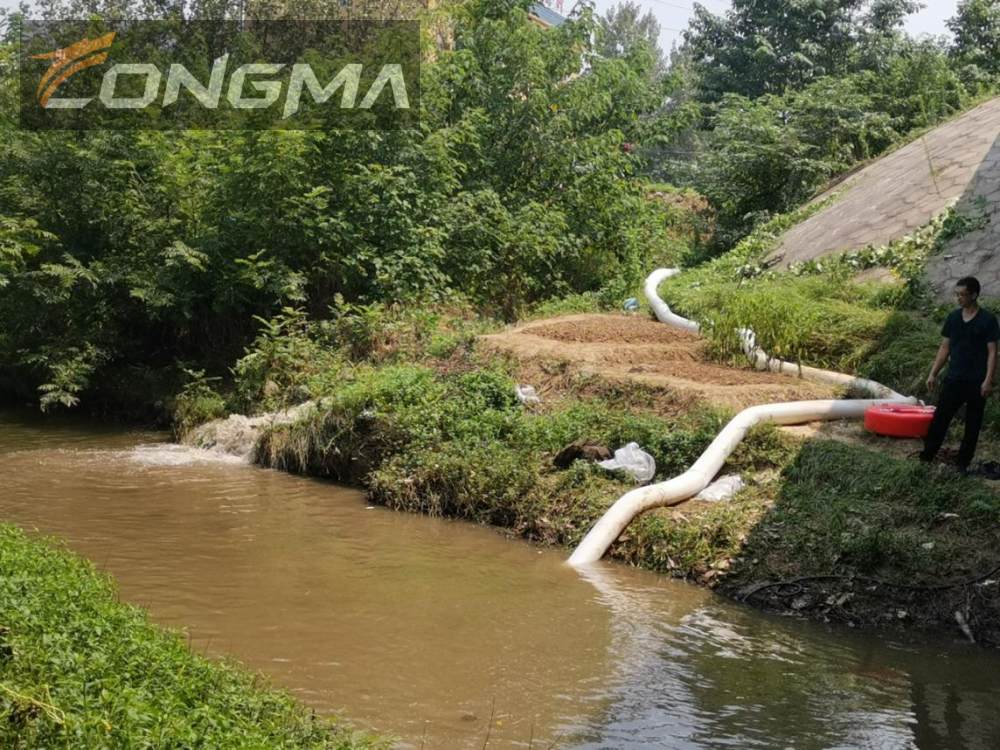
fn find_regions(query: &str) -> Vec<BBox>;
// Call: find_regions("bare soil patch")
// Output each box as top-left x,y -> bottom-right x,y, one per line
480,313 -> 837,410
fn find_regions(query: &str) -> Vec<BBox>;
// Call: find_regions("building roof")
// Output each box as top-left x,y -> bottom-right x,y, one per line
528,2 -> 567,27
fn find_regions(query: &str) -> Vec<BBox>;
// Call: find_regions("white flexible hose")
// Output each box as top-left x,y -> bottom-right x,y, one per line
643,268 -> 907,400
568,269 -> 916,567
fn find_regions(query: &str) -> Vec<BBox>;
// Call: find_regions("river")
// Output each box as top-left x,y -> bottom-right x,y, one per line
2,408 -> 999,749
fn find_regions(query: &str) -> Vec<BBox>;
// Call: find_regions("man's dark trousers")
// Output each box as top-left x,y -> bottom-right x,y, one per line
920,380 -> 986,468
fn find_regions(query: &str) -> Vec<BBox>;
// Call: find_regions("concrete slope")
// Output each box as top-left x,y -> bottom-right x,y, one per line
771,97 -> 1000,298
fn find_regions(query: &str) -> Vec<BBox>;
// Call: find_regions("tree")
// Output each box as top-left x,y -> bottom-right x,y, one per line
596,1 -> 665,77
0,0 -> 680,409
681,0 -> 923,101
855,0 -> 923,71
949,0 -> 1000,76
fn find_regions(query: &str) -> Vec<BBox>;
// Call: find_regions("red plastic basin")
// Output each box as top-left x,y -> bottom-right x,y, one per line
864,404 -> 936,439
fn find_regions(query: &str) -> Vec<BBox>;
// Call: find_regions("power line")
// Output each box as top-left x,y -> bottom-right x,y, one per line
636,0 -> 708,13
643,0 -> 729,11
644,0 -> 698,10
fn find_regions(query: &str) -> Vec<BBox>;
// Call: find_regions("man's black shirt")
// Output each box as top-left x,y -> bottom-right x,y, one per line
942,307 -> 1000,384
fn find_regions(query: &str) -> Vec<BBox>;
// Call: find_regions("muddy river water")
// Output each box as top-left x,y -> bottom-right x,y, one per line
3,408 -> 1000,749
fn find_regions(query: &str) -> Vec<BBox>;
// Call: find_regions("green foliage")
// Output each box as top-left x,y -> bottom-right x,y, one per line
949,0 -> 1000,78
596,1 -> 666,76
31,344 -> 107,413
740,440 -> 1000,583
868,38 -> 972,132
172,368 -> 227,438
0,216 -> 52,289
703,276 -> 889,370
683,0 -> 922,101
525,291 -> 608,319
0,0 -> 670,408
232,308 -> 342,414
691,66 -> 969,241
256,364 -> 455,481
371,442 -> 542,525
662,0 -> 977,246
0,524 -> 383,749
936,196 -> 991,243
693,91 -> 852,239
658,207 -> 968,377
327,300 -> 487,364
855,312 -> 940,397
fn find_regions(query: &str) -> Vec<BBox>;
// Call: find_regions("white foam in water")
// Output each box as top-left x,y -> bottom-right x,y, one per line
183,403 -> 315,461
129,443 -> 247,467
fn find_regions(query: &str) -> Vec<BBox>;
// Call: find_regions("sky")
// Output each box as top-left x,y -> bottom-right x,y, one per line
0,0 -> 961,44
581,0 -> 961,52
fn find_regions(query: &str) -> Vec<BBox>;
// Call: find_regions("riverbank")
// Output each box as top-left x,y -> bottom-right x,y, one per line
0,523 -> 385,748
718,438 -> 1000,646
173,290 -> 1000,647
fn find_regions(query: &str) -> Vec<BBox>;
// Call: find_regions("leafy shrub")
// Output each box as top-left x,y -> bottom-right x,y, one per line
330,302 -> 441,363
231,308 -> 342,414
370,442 -> 541,525
172,368 -> 227,438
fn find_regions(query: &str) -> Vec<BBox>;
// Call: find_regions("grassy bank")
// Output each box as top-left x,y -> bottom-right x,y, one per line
212,306 -> 791,562
169,208 -> 1000,647
719,440 -> 1000,646
0,524 -> 385,748
236,344 -> 1000,645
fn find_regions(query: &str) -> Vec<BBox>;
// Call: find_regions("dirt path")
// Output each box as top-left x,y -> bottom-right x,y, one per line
480,313 -> 837,411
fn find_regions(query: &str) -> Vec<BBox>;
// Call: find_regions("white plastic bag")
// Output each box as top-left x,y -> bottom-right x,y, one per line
515,384 -> 541,405
695,474 -> 744,502
598,442 -> 656,483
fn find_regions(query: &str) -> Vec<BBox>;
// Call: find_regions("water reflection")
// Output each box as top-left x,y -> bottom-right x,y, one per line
3,409 -> 1000,749
569,564 -> 1000,749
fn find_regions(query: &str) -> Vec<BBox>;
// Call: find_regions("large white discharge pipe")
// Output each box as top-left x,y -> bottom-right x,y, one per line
568,269 -> 917,567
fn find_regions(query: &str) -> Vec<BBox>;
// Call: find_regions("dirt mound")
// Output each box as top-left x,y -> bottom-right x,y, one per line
481,313 -> 838,410
527,316 -> 700,346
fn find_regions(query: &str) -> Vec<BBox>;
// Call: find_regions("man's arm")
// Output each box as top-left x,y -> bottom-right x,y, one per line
984,341 -> 997,397
927,338 -> 950,391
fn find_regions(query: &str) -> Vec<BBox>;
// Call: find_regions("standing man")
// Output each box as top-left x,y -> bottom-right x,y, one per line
921,277 -> 1000,473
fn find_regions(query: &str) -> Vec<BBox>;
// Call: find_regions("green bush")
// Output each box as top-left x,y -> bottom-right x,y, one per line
370,442 -> 541,526
256,364 -> 449,480
172,369 -> 228,438
232,308 -> 343,414
330,302 -> 442,363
